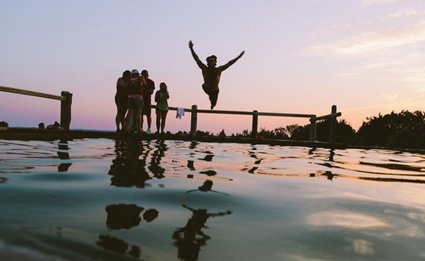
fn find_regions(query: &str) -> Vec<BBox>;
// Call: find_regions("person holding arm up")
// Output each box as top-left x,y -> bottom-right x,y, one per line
189,40 -> 244,109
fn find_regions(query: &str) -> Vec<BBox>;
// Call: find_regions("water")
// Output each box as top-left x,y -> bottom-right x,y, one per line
0,138 -> 425,261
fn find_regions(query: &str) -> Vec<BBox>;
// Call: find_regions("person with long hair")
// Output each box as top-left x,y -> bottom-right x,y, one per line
124,69 -> 146,133
155,82 -> 170,134
115,70 -> 131,132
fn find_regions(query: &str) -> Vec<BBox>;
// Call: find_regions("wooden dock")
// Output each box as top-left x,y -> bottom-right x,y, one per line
0,127 -> 347,150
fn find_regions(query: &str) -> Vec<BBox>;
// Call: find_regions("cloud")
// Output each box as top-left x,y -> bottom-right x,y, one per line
311,7 -> 425,58
382,92 -> 399,101
312,20 -> 425,57
362,0 -> 397,5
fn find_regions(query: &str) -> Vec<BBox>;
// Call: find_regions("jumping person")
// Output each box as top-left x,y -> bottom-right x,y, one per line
188,40 -> 244,109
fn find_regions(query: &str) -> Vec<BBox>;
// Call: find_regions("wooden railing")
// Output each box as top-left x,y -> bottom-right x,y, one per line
0,85 -> 341,142
0,86 -> 72,130
165,105 -> 341,142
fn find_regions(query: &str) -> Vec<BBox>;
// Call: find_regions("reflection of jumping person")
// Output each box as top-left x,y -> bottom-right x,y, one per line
189,41 -> 245,109
172,204 -> 232,260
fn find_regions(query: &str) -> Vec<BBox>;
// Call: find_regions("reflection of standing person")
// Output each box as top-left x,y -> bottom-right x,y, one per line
188,40 -> 245,109
140,70 -> 155,133
124,69 -> 146,133
155,82 -> 170,134
115,70 -> 131,132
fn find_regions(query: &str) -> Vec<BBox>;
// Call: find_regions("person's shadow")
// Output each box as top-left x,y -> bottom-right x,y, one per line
172,204 -> 232,261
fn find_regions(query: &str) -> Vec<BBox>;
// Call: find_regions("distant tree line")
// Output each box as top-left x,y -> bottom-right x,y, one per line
209,110 -> 425,149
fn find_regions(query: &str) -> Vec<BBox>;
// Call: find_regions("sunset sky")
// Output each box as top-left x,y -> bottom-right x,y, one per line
1,0 -> 424,134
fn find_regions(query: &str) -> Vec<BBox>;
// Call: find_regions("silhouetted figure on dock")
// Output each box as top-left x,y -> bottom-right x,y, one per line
115,70 -> 131,132
189,41 -> 244,109
141,70 -> 155,133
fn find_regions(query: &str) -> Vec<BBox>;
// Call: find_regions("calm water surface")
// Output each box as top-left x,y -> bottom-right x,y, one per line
0,138 -> 425,261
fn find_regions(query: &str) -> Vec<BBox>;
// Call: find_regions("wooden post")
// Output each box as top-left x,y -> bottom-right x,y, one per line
60,91 -> 72,130
252,110 -> 258,138
190,105 -> 198,136
309,116 -> 317,142
330,105 -> 337,143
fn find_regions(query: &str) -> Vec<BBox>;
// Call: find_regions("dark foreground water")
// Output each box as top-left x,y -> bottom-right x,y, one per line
0,138 -> 425,261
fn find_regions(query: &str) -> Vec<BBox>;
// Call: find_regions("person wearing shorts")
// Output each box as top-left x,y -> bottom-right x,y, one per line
141,70 -> 155,133
124,69 -> 146,133
115,70 -> 131,132
155,82 -> 170,134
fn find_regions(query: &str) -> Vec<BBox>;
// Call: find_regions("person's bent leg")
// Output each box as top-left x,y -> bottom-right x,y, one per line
209,91 -> 219,109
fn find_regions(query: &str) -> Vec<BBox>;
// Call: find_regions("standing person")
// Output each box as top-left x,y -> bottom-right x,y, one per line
188,40 -> 244,109
115,70 -> 131,132
124,69 -> 146,133
155,82 -> 170,134
140,70 -> 155,134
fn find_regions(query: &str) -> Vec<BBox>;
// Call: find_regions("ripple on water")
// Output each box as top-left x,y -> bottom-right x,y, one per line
1,138 -> 425,261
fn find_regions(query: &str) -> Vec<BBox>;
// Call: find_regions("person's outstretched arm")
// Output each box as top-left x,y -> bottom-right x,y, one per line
189,41 -> 206,69
221,51 -> 245,71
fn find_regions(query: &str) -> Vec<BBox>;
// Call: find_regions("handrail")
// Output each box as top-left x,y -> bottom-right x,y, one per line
164,104 -> 341,142
1,85 -> 340,141
0,86 -> 66,101
0,85 -> 72,130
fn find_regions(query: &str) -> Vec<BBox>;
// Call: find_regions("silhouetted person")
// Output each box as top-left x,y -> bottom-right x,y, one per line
189,41 -> 244,109
115,70 -> 131,132
154,82 -> 170,134
140,70 -> 155,133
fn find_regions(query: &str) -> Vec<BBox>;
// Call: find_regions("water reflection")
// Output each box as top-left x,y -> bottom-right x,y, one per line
186,180 -> 229,195
106,204 -> 144,229
173,204 -> 232,261
99,204 -> 159,258
105,204 -> 159,229
96,234 -> 141,258
108,138 -> 151,188
57,140 -> 71,172
148,140 -> 167,179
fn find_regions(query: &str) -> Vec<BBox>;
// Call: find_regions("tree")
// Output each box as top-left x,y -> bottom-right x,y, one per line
356,110 -> 425,148
289,119 -> 355,144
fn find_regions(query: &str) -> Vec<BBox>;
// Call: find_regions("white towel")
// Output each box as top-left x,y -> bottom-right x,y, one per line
176,107 -> 185,119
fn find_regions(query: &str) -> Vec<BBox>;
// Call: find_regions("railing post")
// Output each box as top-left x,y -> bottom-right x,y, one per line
190,104 -> 198,136
309,116 -> 317,142
60,91 -> 72,130
252,110 -> 258,138
330,105 -> 337,143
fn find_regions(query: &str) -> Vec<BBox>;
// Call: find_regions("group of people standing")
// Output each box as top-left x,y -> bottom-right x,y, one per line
115,69 -> 170,134
115,41 -> 244,134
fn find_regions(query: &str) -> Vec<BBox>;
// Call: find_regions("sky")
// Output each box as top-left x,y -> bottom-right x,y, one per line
1,0 -> 425,134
